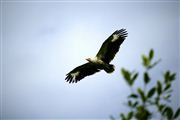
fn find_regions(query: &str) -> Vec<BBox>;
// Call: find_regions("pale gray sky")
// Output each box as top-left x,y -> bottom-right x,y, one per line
1,0 -> 179,119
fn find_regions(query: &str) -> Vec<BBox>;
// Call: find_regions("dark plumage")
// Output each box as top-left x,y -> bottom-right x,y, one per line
65,28 -> 128,83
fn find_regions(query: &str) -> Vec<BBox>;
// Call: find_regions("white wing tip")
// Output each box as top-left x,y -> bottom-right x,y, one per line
111,29 -> 128,42
71,71 -> 80,80
65,71 -> 80,83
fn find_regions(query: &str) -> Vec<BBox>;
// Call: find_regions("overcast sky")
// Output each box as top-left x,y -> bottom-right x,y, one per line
1,0 -> 179,119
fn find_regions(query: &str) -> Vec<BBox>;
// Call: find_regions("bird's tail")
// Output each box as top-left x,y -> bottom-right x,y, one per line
104,64 -> 115,73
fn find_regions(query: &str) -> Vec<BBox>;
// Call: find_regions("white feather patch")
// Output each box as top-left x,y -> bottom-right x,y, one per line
91,57 -> 104,64
111,34 -> 119,42
71,71 -> 80,79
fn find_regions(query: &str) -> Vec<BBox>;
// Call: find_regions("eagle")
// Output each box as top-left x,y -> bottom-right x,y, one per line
65,29 -> 128,83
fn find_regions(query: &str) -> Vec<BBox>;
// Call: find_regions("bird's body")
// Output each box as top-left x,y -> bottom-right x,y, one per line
65,29 -> 128,83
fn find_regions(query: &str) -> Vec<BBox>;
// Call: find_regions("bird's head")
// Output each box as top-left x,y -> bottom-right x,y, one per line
86,58 -> 92,62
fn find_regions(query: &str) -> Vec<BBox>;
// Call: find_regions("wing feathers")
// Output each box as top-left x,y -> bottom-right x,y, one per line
96,28 -> 128,63
65,63 -> 100,83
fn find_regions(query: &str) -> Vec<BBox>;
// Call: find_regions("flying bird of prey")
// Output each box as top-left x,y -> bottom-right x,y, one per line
65,28 -> 128,83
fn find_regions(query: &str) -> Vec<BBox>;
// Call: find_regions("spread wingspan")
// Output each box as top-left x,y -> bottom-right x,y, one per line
65,63 -> 100,83
65,29 -> 128,83
96,29 -> 128,63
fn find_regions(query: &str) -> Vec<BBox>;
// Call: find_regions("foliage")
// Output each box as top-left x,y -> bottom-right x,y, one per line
111,49 -> 180,120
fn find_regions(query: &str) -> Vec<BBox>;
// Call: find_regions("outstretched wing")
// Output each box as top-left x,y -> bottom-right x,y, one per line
96,29 -> 128,63
65,63 -> 100,83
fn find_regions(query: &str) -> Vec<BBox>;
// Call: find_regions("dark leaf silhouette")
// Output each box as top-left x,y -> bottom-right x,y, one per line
132,73 -> 138,81
121,68 -> 131,81
127,111 -> 133,120
157,80 -> 162,95
162,106 -> 173,120
147,87 -> 156,98
142,55 -> 150,67
164,83 -> 171,91
174,108 -> 180,119
137,88 -> 146,103
149,49 -> 154,60
128,93 -> 138,99
144,72 -> 150,84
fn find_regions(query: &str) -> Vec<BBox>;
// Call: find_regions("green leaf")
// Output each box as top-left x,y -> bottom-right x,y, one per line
155,97 -> 160,106
158,104 -> 166,112
120,113 -> 126,120
157,80 -> 162,95
164,71 -> 170,83
147,87 -> 156,98
144,72 -> 150,84
128,94 -> 138,99
149,49 -> 154,60
127,111 -> 133,120
132,101 -> 139,108
121,68 -> 131,81
128,100 -> 132,107
174,108 -> 180,119
164,71 -> 176,83
164,83 -> 171,91
121,68 -> 132,86
132,73 -> 138,81
142,55 -> 150,67
121,69 -> 137,86
137,88 -> 146,102
162,107 -> 173,120
135,106 -> 151,120
169,73 -> 176,82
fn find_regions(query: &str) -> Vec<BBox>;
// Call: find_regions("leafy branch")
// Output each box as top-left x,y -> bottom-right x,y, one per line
111,49 -> 180,120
